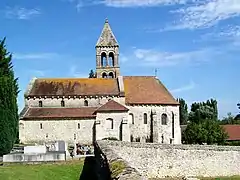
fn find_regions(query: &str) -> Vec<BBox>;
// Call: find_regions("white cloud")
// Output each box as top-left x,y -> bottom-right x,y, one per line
69,65 -> 89,77
13,53 -> 60,60
5,7 -> 41,20
65,0 -> 197,9
171,81 -> 196,93
101,0 -> 192,7
132,47 -> 218,67
168,0 -> 240,30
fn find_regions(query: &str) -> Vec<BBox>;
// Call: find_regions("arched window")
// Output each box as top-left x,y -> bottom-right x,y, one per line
129,113 -> 134,124
84,100 -> 88,106
143,113 -> 147,124
109,52 -> 114,66
78,123 -> 80,129
161,113 -> 167,125
106,118 -> 113,129
108,72 -> 114,78
101,52 -> 107,67
102,72 -> 107,78
40,123 -> 43,129
61,100 -> 65,107
39,101 -> 43,107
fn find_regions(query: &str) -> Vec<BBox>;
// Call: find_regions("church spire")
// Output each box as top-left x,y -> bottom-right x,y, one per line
96,18 -> 119,47
95,19 -> 120,79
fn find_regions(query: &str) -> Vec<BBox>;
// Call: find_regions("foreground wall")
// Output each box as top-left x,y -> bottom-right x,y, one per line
97,141 -> 240,179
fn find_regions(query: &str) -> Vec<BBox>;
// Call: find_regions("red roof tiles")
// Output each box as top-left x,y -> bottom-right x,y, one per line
123,76 -> 179,105
27,76 -> 178,105
222,125 -> 240,141
28,78 -> 120,97
95,100 -> 129,112
21,107 -> 97,120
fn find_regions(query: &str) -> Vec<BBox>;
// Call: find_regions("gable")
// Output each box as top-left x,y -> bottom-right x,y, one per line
95,100 -> 129,112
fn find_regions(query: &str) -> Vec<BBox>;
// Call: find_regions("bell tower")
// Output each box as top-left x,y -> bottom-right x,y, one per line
96,19 -> 120,78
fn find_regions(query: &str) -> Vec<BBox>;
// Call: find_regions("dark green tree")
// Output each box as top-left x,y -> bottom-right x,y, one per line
177,98 -> 188,125
89,69 -> 96,78
183,99 -> 228,145
0,38 -> 19,155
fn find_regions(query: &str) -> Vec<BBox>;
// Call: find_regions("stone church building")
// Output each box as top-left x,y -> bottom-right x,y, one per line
19,19 -> 181,145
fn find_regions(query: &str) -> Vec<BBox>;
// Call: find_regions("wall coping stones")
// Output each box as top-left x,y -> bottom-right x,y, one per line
97,141 -> 147,180
98,140 -> 240,152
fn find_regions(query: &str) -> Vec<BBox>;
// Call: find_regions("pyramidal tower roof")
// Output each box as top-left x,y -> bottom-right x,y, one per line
96,18 -> 119,47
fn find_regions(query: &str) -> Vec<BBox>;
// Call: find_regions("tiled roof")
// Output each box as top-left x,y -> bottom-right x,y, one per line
95,100 -> 129,112
27,76 -> 178,105
123,76 -> 179,105
21,107 -> 97,120
222,125 -> 240,141
28,78 -> 120,97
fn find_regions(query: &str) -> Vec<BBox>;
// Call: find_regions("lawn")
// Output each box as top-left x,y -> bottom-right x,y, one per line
0,160 -> 84,180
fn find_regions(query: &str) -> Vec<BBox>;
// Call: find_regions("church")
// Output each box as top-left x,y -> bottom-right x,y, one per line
19,19 -> 181,145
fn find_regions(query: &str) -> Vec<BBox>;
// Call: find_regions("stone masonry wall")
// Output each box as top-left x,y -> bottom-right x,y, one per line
97,140 -> 240,179
19,119 -> 95,144
94,141 -> 146,180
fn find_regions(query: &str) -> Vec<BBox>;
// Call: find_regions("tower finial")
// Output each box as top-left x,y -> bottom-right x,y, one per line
105,18 -> 108,23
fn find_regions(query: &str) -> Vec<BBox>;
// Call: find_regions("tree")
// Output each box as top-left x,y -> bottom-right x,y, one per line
89,69 -> 96,78
0,38 -> 19,155
219,112 -> 240,125
177,98 -> 188,125
183,99 -> 228,145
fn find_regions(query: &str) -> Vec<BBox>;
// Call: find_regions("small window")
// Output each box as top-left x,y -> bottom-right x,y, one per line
40,123 -> 43,129
84,100 -> 88,106
129,113 -> 134,124
61,100 -> 65,107
78,123 -> 80,129
143,113 -> 147,124
39,101 -> 43,107
161,113 -> 167,125
106,118 -> 113,129
74,133 -> 76,140
46,133 -> 48,138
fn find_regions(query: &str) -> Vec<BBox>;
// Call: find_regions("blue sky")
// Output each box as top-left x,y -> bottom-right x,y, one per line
0,0 -> 239,118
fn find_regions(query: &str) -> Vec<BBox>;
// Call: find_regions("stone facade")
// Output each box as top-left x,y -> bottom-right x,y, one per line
19,19 -> 181,146
97,140 -> 240,178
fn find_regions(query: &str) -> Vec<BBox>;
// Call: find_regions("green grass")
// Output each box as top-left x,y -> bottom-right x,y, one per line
110,160 -> 126,178
0,160 -> 84,180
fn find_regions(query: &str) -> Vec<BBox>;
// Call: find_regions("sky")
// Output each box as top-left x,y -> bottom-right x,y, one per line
0,0 -> 239,118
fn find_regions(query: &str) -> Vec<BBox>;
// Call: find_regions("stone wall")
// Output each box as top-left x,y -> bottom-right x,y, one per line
19,119 -> 95,144
93,141 -> 146,180
128,105 -> 181,144
97,140 -> 240,179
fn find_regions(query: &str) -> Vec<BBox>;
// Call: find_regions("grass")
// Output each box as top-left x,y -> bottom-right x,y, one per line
0,160 -> 84,180
110,160 -> 126,178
